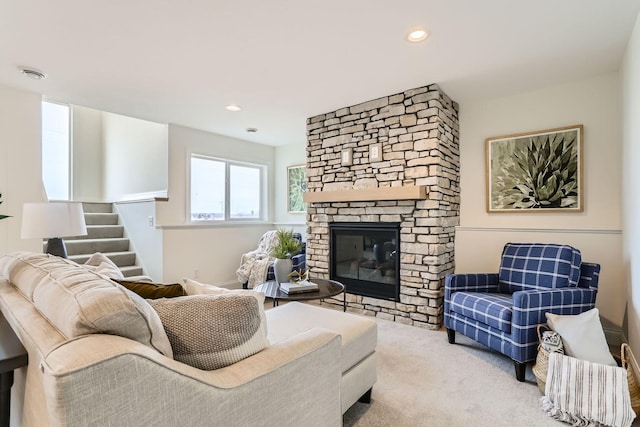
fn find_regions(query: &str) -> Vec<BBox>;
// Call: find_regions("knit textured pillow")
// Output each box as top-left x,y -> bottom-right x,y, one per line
149,294 -> 268,370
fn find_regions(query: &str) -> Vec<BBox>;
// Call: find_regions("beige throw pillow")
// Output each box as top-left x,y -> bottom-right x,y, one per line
182,278 -> 248,296
83,252 -> 125,280
149,294 -> 269,370
545,308 -> 617,366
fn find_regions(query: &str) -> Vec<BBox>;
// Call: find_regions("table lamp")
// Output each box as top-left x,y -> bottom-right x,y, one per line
21,202 -> 87,258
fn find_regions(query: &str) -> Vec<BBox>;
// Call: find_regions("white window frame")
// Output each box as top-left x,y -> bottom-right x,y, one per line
188,153 -> 267,223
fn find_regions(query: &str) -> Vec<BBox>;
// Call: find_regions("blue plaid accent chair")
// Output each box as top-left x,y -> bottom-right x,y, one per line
444,243 -> 600,382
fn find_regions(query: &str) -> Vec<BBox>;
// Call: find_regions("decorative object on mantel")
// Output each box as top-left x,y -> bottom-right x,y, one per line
271,229 -> 302,284
341,148 -> 352,166
0,193 -> 9,220
486,124 -> 583,213
287,164 -> 307,213
369,143 -> 382,162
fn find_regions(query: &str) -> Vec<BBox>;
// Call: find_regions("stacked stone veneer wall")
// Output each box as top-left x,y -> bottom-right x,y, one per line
305,84 -> 460,329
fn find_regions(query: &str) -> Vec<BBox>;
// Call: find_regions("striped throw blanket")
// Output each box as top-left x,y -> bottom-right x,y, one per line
541,352 -> 636,427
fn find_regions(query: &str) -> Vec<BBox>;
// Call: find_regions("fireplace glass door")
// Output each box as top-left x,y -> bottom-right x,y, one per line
330,222 -> 400,301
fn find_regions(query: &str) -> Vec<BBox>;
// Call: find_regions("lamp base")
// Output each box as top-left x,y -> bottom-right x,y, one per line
45,238 -> 68,258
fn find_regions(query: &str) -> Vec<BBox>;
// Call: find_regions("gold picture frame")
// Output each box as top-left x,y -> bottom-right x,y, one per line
287,164 -> 307,213
486,125 -> 583,213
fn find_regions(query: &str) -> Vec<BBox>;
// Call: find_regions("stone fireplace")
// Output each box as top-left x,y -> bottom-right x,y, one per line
304,84 -> 460,329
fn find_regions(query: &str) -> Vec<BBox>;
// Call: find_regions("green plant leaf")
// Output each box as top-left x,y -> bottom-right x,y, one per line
271,229 -> 302,259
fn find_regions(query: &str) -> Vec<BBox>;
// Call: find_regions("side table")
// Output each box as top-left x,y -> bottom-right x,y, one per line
0,313 -> 27,427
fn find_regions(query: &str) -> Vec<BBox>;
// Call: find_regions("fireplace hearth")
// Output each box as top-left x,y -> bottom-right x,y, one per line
330,222 -> 400,301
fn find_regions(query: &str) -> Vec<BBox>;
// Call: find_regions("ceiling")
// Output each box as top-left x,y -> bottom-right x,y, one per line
1,0 -> 639,146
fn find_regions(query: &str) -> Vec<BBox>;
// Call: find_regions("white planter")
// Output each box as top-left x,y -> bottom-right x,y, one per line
273,258 -> 293,284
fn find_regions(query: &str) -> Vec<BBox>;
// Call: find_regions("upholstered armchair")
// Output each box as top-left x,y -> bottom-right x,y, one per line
444,243 -> 600,382
238,231 -> 306,289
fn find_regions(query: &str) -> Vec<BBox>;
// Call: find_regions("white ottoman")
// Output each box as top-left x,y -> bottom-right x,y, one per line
265,302 -> 377,413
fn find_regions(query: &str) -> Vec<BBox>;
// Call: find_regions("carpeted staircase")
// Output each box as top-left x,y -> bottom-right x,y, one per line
64,202 -> 143,278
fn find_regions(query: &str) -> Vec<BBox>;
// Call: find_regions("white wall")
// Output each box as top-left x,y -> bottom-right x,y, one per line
115,200 -> 163,281
156,124 -> 275,284
621,12 -> 640,356
457,72 -> 624,325
274,142 -> 306,237
72,105 -> 103,201
0,84 -> 46,255
0,84 -> 45,427
102,112 -> 167,201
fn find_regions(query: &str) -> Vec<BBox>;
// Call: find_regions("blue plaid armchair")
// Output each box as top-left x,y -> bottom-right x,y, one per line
444,243 -> 600,381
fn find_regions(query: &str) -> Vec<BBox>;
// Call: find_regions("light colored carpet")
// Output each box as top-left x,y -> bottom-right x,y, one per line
342,317 -> 639,427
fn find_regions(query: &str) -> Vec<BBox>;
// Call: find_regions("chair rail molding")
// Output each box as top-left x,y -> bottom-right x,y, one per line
456,226 -> 621,235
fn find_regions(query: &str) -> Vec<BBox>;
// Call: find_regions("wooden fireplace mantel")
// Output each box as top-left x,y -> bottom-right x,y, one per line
303,185 -> 428,203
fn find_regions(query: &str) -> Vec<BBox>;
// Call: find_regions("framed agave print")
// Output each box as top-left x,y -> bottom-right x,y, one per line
486,125 -> 583,213
287,164 -> 307,213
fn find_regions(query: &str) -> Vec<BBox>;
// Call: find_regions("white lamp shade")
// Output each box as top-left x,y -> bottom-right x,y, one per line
21,202 -> 87,239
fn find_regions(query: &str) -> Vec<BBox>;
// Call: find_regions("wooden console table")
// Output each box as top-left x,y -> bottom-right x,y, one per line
0,313 -> 27,427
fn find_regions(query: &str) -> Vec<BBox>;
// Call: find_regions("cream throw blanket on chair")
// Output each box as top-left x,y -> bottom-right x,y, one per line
541,352 -> 636,427
236,230 -> 279,288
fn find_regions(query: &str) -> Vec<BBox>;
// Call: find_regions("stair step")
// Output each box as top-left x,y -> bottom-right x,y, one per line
64,238 -> 130,256
62,201 -> 145,278
120,266 -> 144,278
82,202 -> 113,214
68,251 -> 136,267
84,213 -> 119,225
71,225 -> 124,240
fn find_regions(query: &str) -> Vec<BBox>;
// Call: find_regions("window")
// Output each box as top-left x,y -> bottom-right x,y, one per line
190,154 -> 264,221
42,101 -> 70,200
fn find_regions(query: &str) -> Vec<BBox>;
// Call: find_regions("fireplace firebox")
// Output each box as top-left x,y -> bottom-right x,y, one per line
329,222 -> 400,301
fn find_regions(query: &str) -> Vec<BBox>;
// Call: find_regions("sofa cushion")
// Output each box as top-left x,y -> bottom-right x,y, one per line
115,279 -> 186,299
0,252 -> 173,358
498,243 -> 582,293
149,294 -> 268,370
265,302 -> 377,374
0,251 -> 63,300
449,292 -> 513,333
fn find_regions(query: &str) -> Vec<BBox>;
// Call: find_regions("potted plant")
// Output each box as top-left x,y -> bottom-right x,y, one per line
271,229 -> 302,284
0,193 -> 10,221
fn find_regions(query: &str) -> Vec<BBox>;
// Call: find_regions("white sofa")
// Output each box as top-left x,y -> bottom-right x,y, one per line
0,252 -> 376,426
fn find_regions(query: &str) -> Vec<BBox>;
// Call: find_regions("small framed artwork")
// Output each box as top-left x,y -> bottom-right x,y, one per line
287,164 -> 307,213
370,143 -> 382,162
486,124 -> 583,213
341,148 -> 353,166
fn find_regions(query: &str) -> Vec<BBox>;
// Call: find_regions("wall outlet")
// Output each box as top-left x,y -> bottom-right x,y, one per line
147,216 -> 154,226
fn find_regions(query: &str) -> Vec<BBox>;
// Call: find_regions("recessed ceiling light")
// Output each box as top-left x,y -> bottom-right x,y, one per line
20,68 -> 47,80
225,104 -> 241,112
246,128 -> 258,133
407,28 -> 428,43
